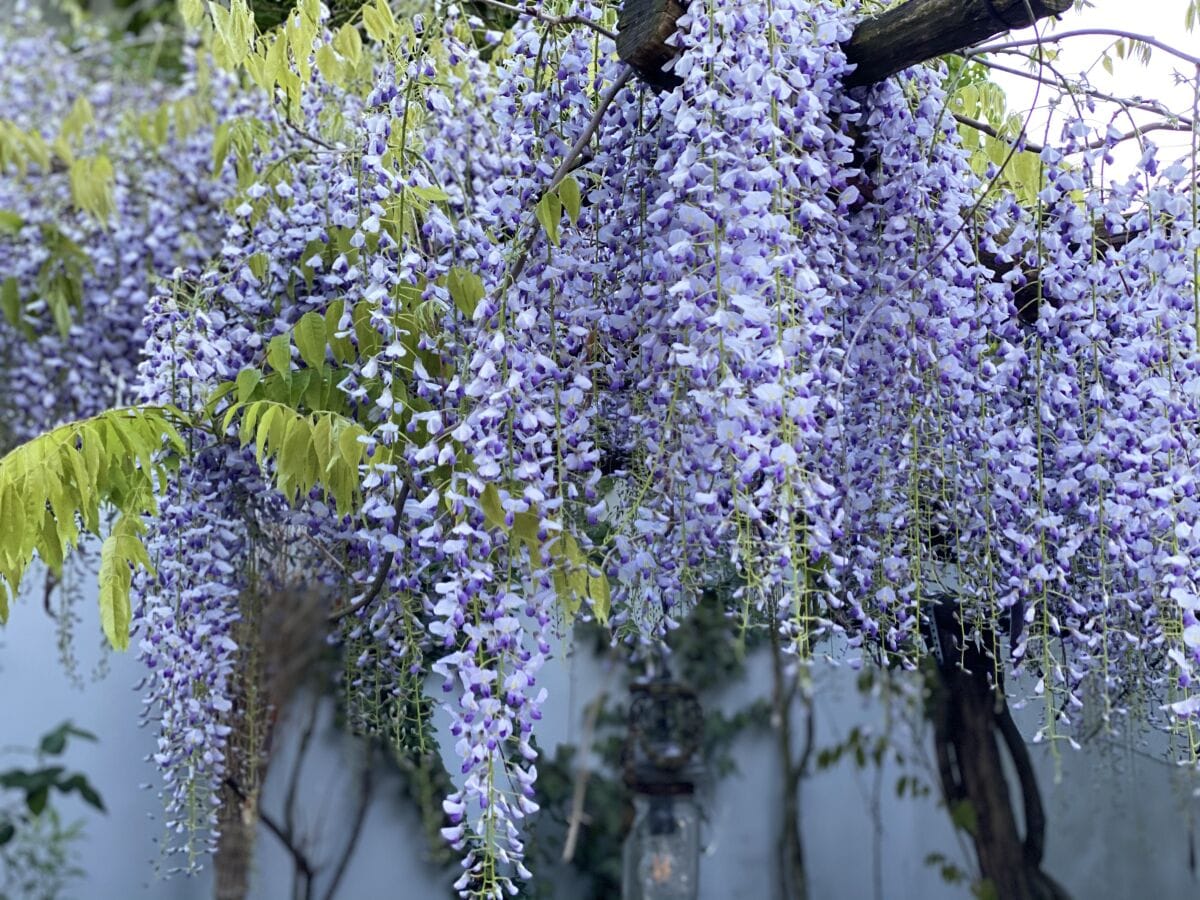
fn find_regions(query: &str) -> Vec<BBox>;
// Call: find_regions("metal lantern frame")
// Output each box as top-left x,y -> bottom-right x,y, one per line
621,659 -> 705,900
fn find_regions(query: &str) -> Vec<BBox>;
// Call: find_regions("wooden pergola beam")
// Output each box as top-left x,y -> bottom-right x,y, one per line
616,0 -> 1074,89
843,0 -> 1073,87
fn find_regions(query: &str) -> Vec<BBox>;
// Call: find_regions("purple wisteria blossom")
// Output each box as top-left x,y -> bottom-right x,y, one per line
4,0 -> 1200,892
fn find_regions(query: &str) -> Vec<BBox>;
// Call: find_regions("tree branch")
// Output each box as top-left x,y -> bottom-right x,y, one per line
969,56 -> 1196,131
502,65 -> 635,291
955,111 -> 1193,155
285,698 -> 320,842
616,0 -> 1072,89
473,0 -> 617,41
843,0 -> 1072,87
224,776 -> 315,883
327,482 -> 410,624
545,66 -> 635,198
994,702 -> 1045,866
320,754 -> 373,900
968,29 -> 1200,69
561,692 -> 606,863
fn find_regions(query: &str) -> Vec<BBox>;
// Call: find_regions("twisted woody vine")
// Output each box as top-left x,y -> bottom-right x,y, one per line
1,0 -> 1199,895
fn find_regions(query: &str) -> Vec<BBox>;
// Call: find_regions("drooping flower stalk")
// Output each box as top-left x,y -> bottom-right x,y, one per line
3,0 -> 1200,892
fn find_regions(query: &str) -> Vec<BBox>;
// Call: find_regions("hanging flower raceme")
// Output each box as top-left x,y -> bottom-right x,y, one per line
5,0 -> 1200,892
0,7 -> 238,449
613,0 -> 859,643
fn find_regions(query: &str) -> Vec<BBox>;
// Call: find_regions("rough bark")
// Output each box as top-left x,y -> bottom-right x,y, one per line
214,789 -> 257,900
616,0 -> 1073,89
769,619 -> 813,900
842,0 -> 1073,87
211,589 -> 328,900
926,598 -> 1070,900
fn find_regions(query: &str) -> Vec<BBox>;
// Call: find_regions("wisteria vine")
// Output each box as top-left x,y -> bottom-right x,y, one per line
2,0 -> 1200,895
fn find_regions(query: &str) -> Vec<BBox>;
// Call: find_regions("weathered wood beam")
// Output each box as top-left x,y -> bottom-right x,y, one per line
617,0 -> 1073,89
616,0 -> 689,89
843,0 -> 1073,87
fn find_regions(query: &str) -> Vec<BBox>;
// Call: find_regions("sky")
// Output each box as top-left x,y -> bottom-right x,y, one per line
995,0 -> 1198,175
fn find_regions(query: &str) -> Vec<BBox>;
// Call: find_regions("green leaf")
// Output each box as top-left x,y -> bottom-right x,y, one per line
294,311 -> 327,369
238,400 -> 264,447
39,729 -> 66,757
315,43 -> 344,86
559,175 -> 582,225
302,368 -> 325,410
333,22 -> 362,67
26,786 -> 48,816
253,404 -> 280,463
98,520 -> 151,651
447,267 -> 485,319
247,252 -> 269,281
66,723 -> 98,743
0,407 -> 180,645
589,567 -> 611,623
361,0 -> 396,42
480,483 -> 506,530
78,780 -> 104,811
37,721 -> 97,757
267,333 -> 292,377
179,0 -> 205,29
409,185 -> 449,203
0,820 -> 14,846
59,95 -> 94,146
57,773 -> 105,812
352,300 -> 381,358
0,276 -> 20,331
68,155 -> 115,222
1007,152 -> 1043,206
535,193 -> 562,246
284,369 -> 310,408
324,299 -> 355,363
278,416 -> 315,500
552,532 -> 589,618
212,121 -> 232,176
511,511 -> 540,548
338,424 -> 364,468
950,799 -> 978,836
236,368 -> 262,403
0,209 -> 24,234
203,381 -> 237,419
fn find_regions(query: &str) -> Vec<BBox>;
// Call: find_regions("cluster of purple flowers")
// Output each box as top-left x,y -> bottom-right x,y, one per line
0,6 -> 236,449
133,446 -> 244,866
4,0 -> 1200,891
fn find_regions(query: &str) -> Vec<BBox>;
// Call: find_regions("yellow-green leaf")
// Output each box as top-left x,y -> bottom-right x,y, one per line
267,332 -> 292,377
98,524 -> 151,651
0,277 -> 20,330
447,267 -> 484,319
254,403 -> 280,464
535,193 -> 561,246
352,300 -> 381,358
179,0 -> 205,29
325,299 -> 355,363
559,175 -> 582,225
0,210 -> 24,234
589,568 -> 610,623
294,311 -> 327,369
481,483 -> 506,530
338,425 -> 364,468
333,22 -> 362,67
236,368 -> 262,403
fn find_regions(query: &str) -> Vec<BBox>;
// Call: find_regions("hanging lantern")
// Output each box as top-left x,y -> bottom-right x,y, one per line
622,660 -> 704,899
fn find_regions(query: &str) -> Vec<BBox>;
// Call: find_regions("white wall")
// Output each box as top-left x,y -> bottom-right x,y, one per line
3,571 -> 1199,899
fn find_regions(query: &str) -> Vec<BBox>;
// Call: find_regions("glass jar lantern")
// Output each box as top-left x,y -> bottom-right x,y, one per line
622,662 -> 704,900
